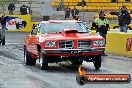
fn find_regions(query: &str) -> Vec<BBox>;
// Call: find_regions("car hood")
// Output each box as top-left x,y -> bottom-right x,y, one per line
39,33 -> 104,42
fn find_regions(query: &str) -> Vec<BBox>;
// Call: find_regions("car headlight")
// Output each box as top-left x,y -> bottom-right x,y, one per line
99,40 -> 105,46
93,40 -> 105,46
45,41 -> 56,47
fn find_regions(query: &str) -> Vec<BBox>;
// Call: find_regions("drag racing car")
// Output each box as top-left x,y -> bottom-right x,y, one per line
24,20 -> 105,70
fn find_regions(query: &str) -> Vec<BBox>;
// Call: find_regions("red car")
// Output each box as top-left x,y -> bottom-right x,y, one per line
24,20 -> 105,70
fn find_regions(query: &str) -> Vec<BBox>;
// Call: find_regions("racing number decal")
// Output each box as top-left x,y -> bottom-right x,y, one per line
126,38 -> 132,52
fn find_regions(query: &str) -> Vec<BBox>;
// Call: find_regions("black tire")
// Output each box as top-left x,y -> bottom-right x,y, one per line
93,55 -> 102,69
2,36 -> 5,45
24,47 -> 36,65
71,60 -> 83,66
40,51 -> 48,70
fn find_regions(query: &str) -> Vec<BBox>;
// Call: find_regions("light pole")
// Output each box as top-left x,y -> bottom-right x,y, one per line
77,0 -> 86,23
2,0 -> 4,14
30,0 -> 31,14
82,6 -> 85,23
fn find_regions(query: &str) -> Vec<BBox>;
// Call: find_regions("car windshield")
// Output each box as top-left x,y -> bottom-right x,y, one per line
39,22 -> 89,34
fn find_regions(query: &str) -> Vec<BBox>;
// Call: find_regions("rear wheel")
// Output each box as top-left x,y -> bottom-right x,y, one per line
39,51 -> 48,70
24,47 -> 36,65
93,55 -> 102,69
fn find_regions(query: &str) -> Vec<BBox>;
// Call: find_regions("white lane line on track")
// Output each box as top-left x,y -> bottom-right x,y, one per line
107,54 -> 132,61
4,43 -> 22,45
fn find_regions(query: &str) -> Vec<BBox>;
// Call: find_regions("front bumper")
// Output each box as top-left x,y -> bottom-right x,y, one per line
42,48 -> 105,56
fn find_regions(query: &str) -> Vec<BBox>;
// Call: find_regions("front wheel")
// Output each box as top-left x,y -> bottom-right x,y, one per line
39,51 -> 48,70
93,55 -> 102,69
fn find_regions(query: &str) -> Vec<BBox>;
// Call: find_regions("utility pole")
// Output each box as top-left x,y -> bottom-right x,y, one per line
30,0 -> 31,14
2,0 -> 4,14
82,6 -> 85,23
77,0 -> 86,23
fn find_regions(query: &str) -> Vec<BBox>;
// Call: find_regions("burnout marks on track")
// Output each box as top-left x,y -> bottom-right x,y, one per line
0,44 -> 24,62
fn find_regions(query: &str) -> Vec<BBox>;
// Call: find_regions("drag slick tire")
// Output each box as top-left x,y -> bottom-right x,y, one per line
39,51 -> 48,70
93,55 -> 102,69
24,48 -> 36,65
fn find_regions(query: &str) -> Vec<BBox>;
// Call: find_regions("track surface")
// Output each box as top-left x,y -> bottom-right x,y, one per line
0,32 -> 132,88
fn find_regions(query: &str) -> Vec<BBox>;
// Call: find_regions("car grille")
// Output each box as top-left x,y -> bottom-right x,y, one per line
78,40 -> 91,49
59,40 -> 73,49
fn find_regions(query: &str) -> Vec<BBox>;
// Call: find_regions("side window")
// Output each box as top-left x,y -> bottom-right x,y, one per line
33,28 -> 38,35
31,23 -> 44,35
38,23 -> 45,34
37,23 -> 42,33
31,24 -> 39,35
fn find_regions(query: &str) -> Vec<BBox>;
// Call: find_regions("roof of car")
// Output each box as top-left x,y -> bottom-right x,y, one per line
41,20 -> 81,23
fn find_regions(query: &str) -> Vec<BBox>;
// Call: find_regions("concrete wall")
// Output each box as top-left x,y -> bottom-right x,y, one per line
91,31 -> 132,58
106,33 -> 132,58
2,15 -> 38,32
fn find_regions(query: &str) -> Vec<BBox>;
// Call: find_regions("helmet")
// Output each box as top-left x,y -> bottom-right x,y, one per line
99,11 -> 106,16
